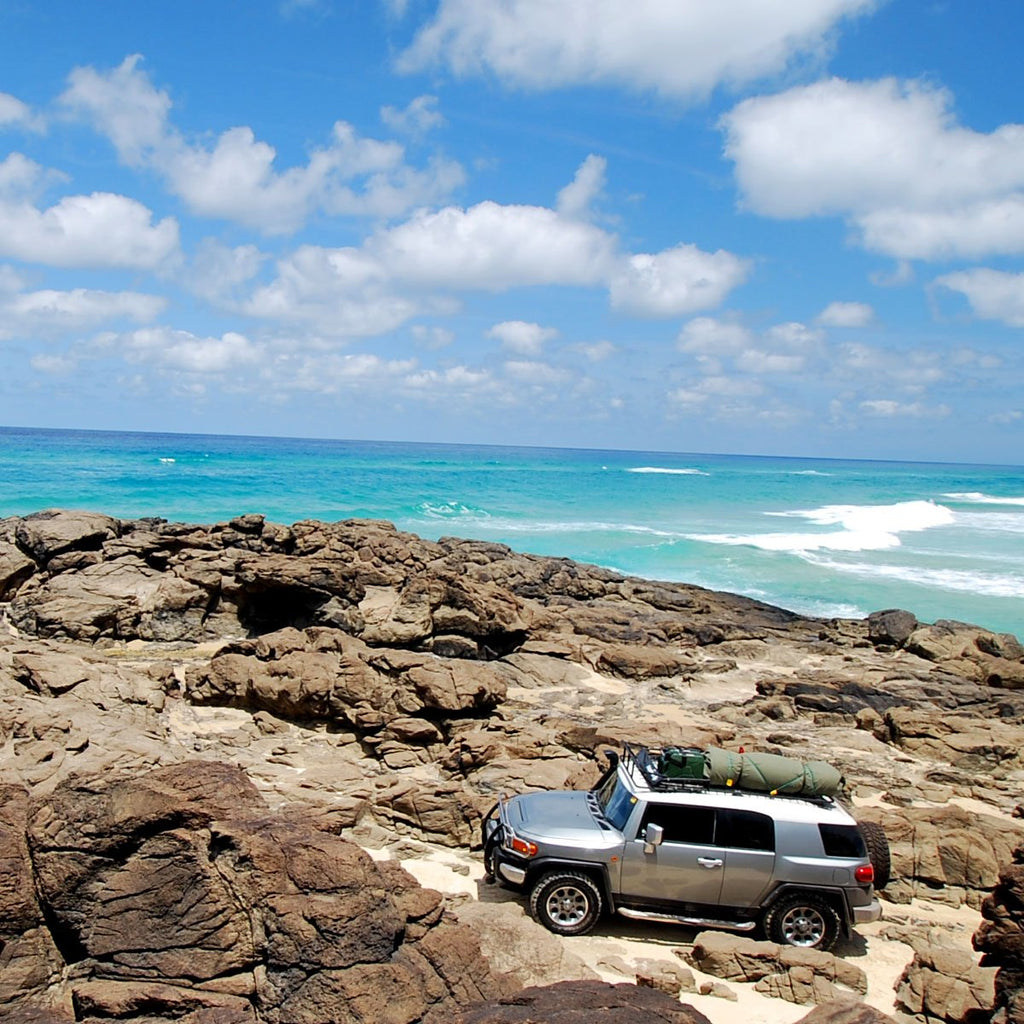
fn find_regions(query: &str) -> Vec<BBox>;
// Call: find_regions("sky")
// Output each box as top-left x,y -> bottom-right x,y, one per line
0,0 -> 1022,463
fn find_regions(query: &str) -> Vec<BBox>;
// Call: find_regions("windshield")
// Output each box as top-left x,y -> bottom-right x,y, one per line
595,771 -> 635,832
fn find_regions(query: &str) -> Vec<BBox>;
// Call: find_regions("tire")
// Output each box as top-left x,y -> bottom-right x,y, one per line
763,893 -> 841,951
529,871 -> 603,936
859,821 -> 892,890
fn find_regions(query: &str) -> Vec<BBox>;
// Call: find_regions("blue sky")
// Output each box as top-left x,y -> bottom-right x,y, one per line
1,0 -> 1022,463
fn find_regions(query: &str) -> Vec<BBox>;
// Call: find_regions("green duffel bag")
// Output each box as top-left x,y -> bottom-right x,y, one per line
705,747 -> 843,797
657,746 -> 708,780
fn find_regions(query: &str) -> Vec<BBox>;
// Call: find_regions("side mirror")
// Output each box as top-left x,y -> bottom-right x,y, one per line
643,822 -> 664,853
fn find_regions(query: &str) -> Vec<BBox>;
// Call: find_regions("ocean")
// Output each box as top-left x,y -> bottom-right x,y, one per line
1,426 -> 1022,638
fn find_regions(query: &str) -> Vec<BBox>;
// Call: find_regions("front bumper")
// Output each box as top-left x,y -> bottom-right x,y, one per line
853,898 -> 882,925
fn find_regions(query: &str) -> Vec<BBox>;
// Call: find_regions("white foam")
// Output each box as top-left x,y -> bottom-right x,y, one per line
628,466 -> 708,476
416,501 -> 490,519
806,556 -> 1024,599
158,457 -> 176,464
944,492 -> 1024,506
695,500 -> 954,554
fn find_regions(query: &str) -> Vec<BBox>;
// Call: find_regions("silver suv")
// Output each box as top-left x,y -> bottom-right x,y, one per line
482,745 -> 884,951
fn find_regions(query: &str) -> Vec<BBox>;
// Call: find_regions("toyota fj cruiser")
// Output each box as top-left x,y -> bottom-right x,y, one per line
482,744 -> 886,950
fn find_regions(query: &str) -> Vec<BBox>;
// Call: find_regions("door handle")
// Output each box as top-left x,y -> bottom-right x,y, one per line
697,858 -> 723,869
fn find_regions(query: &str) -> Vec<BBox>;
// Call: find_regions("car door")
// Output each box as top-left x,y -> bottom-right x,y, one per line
715,807 -> 776,909
618,801 -> 725,908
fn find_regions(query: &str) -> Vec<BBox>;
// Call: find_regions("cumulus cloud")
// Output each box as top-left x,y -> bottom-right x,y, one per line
121,327 -> 261,374
677,316 -> 753,355
61,55 -> 464,234
0,92 -> 44,132
398,0 -> 875,100
245,159 -> 746,335
557,154 -> 606,220
486,320 -> 559,355
935,269 -> 1024,327
722,77 -> 1024,260
3,288 -> 165,335
609,244 -> 750,317
860,399 -> 950,418
817,300 -> 874,327
381,95 -> 445,136
502,359 -> 571,385
0,160 -> 179,269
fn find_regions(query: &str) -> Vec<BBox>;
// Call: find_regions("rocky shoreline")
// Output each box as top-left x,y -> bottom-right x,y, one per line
1,509 -> 1022,1023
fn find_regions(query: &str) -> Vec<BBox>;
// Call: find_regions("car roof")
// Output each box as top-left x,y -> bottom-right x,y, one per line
618,762 -> 858,825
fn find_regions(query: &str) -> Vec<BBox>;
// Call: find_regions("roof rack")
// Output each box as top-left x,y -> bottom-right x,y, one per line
617,743 -> 837,805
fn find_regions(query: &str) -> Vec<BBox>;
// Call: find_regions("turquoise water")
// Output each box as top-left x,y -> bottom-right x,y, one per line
1,426 -> 1022,637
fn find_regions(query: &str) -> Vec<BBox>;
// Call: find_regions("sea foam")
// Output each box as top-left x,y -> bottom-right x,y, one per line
945,492 -> 1024,506
694,500 -> 954,554
628,466 -> 708,476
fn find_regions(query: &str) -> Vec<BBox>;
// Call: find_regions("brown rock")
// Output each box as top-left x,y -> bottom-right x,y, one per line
434,980 -> 714,1024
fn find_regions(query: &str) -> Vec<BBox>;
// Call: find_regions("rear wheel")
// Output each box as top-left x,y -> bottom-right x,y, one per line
859,821 -> 891,889
529,871 -> 602,936
764,893 -> 840,951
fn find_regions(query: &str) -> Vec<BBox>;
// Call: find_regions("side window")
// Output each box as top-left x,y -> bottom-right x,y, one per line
639,804 -> 715,845
717,809 -> 775,852
819,824 -> 867,858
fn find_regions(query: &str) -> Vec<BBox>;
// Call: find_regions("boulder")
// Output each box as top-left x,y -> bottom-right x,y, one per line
894,942 -> 996,1023
431,980 -> 714,1024
13,509 -> 120,563
794,1001 -> 900,1024
15,761 -> 514,1022
867,609 -> 919,648
684,932 -> 866,995
974,843 -> 1024,1024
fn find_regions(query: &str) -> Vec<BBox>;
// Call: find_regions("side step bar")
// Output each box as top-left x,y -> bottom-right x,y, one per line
617,907 -> 758,931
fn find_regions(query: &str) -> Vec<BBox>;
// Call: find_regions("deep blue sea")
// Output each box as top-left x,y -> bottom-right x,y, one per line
2,426 -> 1022,637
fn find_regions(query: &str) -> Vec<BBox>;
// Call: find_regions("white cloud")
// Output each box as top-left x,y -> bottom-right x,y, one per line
609,244 -> 749,317
502,359 -> 571,384
669,374 -> 764,408
0,93 -> 44,132
817,300 -> 874,327
722,77 -> 1024,260
186,240 -> 266,305
557,154 -> 606,220
30,353 -> 77,375
287,353 -> 418,392
399,0 -> 875,100
860,399 -> 950,418
374,200 -> 615,289
0,183 -> 179,269
4,288 -> 165,333
764,321 -> 823,348
121,327 -> 261,374
736,349 -> 805,374
576,340 -> 616,362
61,56 -> 464,234
381,95 -> 444,136
677,316 -> 752,355
245,160 -> 745,335
486,320 -> 559,355
411,324 -> 455,348
934,269 -> 1024,327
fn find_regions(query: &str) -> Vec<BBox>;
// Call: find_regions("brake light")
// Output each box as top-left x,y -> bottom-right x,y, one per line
855,863 -> 874,884
510,836 -> 538,857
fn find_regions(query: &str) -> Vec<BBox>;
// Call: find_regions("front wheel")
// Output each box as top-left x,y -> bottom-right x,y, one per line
763,893 -> 840,951
529,871 -> 602,936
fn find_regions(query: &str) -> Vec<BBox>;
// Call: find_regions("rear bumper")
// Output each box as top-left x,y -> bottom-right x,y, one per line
853,898 -> 882,925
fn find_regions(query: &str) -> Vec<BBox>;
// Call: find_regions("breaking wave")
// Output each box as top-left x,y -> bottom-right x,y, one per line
692,500 -> 954,554
627,466 -> 708,476
944,492 -> 1024,506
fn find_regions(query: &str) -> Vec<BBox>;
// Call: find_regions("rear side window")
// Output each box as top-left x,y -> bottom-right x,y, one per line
717,809 -> 775,852
639,804 -> 715,845
819,823 -> 867,858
